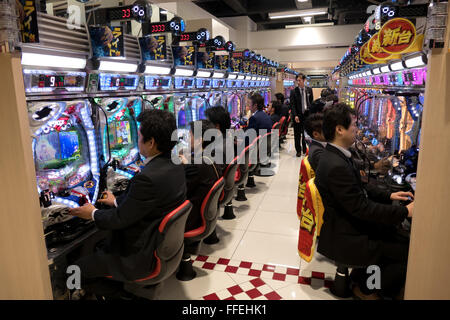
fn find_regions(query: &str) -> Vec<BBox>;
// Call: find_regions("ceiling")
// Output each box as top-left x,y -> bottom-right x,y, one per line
192,0 -> 382,30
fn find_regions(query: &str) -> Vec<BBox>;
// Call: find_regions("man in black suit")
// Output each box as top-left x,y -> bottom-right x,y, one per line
304,113 -> 326,172
275,93 -> 290,119
315,103 -> 414,300
70,109 -> 186,298
246,93 -> 273,133
290,73 -> 313,157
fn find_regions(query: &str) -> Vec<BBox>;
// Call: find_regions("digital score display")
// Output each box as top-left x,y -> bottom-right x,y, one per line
24,70 -> 86,93
212,79 -> 226,88
174,77 -> 195,89
145,76 -> 172,90
147,17 -> 185,36
99,74 -> 139,91
196,78 -> 211,89
177,28 -> 210,44
107,4 -> 150,22
227,80 -> 237,88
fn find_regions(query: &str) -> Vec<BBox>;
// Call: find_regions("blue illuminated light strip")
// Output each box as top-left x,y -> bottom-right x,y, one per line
116,169 -> 134,179
54,197 -> 79,208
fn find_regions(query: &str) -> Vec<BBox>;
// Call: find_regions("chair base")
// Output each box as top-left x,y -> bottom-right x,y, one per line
255,168 -> 275,177
246,175 -> 256,188
203,228 -> 220,245
235,185 -> 247,201
176,254 -> 197,281
222,203 -> 236,220
330,267 -> 353,298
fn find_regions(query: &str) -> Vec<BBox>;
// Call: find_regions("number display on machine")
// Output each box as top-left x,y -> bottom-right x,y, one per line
174,77 -> 195,89
99,74 -> 139,91
196,78 -> 211,89
24,70 -> 86,93
144,76 -> 172,90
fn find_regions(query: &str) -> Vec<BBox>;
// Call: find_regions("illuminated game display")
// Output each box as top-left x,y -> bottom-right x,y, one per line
28,100 -> 100,242
98,97 -> 143,192
191,94 -> 210,120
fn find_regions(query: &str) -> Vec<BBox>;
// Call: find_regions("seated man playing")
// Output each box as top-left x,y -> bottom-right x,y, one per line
315,103 -> 414,300
269,100 -> 282,125
70,109 -> 186,299
205,106 -> 232,173
246,93 -> 273,133
304,113 -> 327,172
179,120 -> 221,232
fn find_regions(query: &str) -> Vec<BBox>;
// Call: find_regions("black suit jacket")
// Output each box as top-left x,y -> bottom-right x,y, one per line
290,86 -> 313,120
184,158 -> 220,231
315,144 -> 408,266
308,140 -> 326,172
94,153 -> 186,281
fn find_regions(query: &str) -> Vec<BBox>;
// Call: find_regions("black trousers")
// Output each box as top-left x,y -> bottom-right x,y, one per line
355,234 -> 409,298
293,120 -> 307,154
76,249 -> 125,299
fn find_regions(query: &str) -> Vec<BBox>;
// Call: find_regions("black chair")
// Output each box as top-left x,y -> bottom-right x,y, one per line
246,136 -> 262,188
176,178 -> 225,281
255,131 -> 276,177
120,200 -> 193,299
235,144 -> 251,201
220,157 -> 239,220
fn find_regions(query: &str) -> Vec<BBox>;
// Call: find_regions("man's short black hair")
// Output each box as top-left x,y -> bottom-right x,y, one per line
205,106 -> 231,135
305,113 -> 324,138
189,120 -> 217,149
271,100 -> 282,115
320,88 -> 332,99
323,103 -> 356,142
137,109 -> 177,153
275,93 -> 285,104
296,73 -> 306,81
325,94 -> 339,104
250,93 -> 265,111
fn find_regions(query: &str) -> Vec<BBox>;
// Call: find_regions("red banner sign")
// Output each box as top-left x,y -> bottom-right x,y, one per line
379,18 -> 416,54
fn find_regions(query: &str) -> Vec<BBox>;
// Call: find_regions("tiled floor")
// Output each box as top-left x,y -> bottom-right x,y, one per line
159,131 -> 341,300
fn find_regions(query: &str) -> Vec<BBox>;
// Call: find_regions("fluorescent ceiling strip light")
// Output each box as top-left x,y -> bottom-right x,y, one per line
286,22 -> 334,28
269,8 -> 328,20
21,52 -> 86,69
144,65 -> 171,75
175,68 -> 194,76
99,60 -> 137,73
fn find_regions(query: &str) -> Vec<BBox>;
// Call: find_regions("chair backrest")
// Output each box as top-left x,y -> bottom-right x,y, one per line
296,156 -> 315,218
298,178 -> 324,263
235,145 -> 251,185
184,177 -> 225,241
220,157 -> 238,205
258,131 -> 272,164
133,200 -> 193,284
248,136 -> 261,172
281,116 -> 290,136
272,121 -> 280,130
305,145 -> 309,156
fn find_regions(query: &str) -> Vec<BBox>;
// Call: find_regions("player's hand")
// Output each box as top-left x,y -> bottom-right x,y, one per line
97,191 -> 116,207
406,201 -> 414,218
295,116 -> 300,123
390,191 -> 414,202
179,154 -> 188,164
69,203 -> 96,220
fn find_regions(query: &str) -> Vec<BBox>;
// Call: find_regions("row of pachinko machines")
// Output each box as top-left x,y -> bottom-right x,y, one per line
30,88 -> 270,246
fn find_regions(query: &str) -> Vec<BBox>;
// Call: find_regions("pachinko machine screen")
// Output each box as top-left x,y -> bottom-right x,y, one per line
29,101 -> 100,208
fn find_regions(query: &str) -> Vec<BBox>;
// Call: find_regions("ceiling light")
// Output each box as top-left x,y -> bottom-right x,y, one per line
21,52 -> 86,69
144,65 -> 171,75
286,22 -> 334,28
269,8 -> 328,20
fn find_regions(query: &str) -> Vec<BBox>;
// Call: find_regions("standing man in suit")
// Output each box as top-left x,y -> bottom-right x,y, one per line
315,103 -> 414,300
70,109 -> 186,299
290,73 -> 313,157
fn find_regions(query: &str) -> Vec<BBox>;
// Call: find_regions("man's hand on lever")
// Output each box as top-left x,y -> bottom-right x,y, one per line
69,203 -> 96,220
97,191 -> 116,207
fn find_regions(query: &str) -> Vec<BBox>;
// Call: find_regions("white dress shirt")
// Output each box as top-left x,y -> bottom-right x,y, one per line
329,143 -> 352,158
91,152 -> 162,220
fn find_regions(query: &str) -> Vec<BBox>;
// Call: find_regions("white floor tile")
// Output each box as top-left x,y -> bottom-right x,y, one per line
258,194 -> 298,214
227,273 -> 257,285
159,270 -> 236,300
217,207 -> 257,231
300,252 -> 337,275
262,278 -> 292,291
248,211 -> 299,237
197,227 -> 245,259
277,284 -> 340,301
232,231 -> 301,268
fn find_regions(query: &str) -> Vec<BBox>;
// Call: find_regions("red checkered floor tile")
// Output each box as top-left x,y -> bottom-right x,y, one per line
203,278 -> 282,301
191,255 -> 335,300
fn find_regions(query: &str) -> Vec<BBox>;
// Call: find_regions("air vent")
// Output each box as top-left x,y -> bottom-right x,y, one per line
21,13 -> 89,58
123,34 -> 141,62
